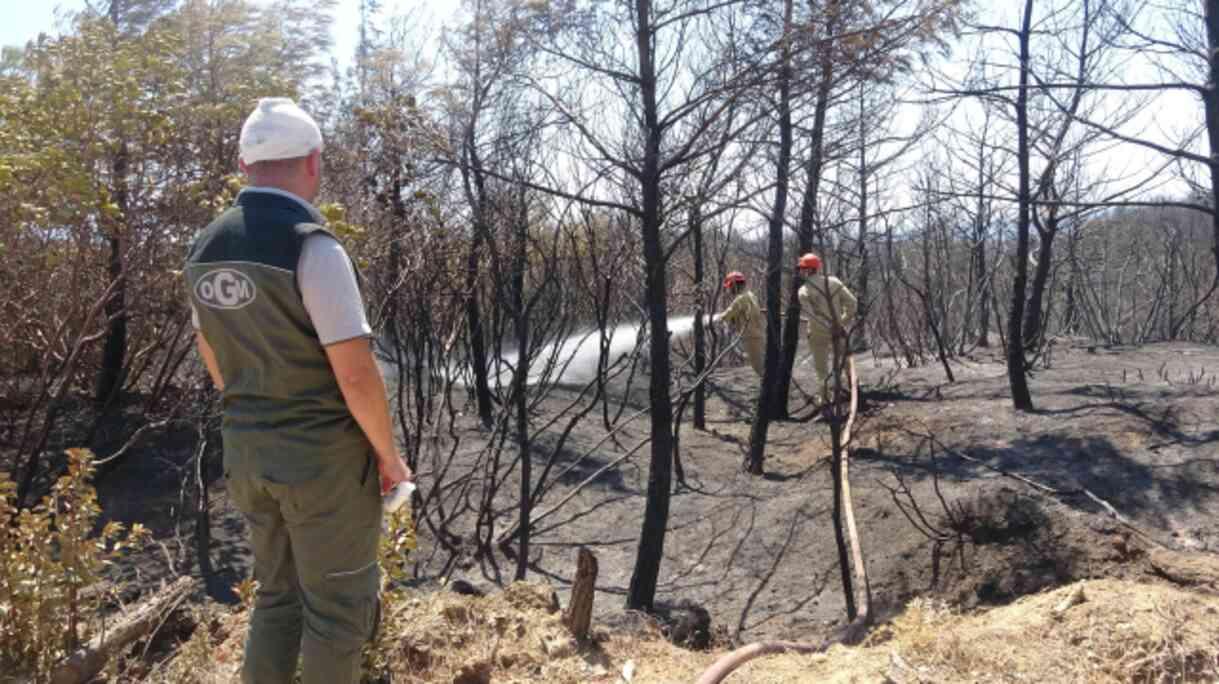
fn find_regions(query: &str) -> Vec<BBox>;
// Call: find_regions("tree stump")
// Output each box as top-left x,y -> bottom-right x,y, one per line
564,547 -> 598,641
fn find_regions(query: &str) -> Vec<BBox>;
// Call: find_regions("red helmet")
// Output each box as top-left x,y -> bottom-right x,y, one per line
722,271 -> 746,289
798,253 -> 822,272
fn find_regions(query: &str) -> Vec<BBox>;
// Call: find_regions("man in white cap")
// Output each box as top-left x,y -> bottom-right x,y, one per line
184,97 -> 412,684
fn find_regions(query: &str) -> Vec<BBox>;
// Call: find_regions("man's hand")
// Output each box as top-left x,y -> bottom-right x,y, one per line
377,454 -> 414,495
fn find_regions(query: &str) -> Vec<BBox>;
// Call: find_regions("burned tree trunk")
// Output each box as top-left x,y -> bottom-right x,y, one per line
1062,225 -> 1081,335
626,0 -> 676,612
691,202 -> 707,430
775,4 -> 836,419
466,243 -> 494,428
747,0 -> 794,475
96,146 -> 129,409
460,115 -> 495,428
1194,1 -> 1219,320
920,222 -> 957,384
972,142 -> 993,349
1006,0 -> 1036,411
512,198 -> 532,582
974,230 -> 992,348
1023,220 -> 1058,351
855,88 -> 870,352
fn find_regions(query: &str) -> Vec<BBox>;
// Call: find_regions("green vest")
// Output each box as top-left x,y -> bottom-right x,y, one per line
184,191 -> 369,483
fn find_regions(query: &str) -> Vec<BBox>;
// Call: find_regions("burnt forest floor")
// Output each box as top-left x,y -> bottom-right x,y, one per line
99,337 -> 1219,646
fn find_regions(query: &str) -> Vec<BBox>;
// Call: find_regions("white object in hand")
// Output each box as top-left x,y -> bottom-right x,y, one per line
383,481 -> 416,514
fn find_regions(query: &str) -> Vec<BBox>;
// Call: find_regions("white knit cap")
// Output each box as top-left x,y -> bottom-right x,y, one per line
239,97 -> 323,164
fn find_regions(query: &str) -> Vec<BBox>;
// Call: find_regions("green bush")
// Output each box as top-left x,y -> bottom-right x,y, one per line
0,448 -> 149,680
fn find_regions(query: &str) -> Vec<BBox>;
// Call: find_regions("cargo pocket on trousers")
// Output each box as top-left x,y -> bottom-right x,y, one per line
324,560 -> 380,641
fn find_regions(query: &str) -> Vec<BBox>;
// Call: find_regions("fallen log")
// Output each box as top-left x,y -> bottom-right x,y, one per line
51,576 -> 197,684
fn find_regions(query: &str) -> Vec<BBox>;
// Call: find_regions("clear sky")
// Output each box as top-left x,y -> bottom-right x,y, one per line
0,1 -> 83,48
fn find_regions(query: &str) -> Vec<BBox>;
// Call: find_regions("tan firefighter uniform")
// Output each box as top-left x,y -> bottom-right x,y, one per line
799,275 -> 858,400
719,289 -> 765,375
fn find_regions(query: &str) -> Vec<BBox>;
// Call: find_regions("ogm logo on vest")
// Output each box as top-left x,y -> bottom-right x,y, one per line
195,269 -> 257,310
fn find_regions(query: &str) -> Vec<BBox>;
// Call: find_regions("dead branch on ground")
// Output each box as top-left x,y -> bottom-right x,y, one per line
49,577 -> 196,684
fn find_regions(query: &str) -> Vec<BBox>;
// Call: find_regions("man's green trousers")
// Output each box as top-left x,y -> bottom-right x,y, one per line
227,454 -> 381,684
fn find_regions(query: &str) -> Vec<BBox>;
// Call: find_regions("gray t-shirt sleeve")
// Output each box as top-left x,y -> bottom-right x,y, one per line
298,234 -> 373,346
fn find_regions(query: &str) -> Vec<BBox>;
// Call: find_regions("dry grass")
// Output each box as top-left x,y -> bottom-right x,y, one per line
843,578 -> 1219,683
155,577 -> 1219,683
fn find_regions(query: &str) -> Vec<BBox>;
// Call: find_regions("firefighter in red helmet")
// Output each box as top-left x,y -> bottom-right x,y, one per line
713,271 -> 764,376
797,253 -> 857,402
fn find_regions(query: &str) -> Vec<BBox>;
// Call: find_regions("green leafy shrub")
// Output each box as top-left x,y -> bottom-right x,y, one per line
0,448 -> 150,680
363,503 -> 418,677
